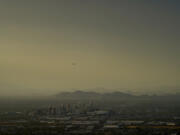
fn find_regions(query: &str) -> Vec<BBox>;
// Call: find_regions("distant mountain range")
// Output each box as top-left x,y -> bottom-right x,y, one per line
56,90 -> 132,100
57,87 -> 180,96
55,90 -> 180,102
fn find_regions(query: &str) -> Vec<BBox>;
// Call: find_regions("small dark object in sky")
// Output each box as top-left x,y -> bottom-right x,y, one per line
72,62 -> 77,66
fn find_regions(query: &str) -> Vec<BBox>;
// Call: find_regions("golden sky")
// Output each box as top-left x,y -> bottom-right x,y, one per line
0,1 -> 179,96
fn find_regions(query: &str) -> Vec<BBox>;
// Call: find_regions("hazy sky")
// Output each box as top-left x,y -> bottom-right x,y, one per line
0,0 -> 179,96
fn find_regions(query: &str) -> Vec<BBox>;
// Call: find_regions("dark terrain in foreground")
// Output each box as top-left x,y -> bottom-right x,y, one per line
0,91 -> 180,135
